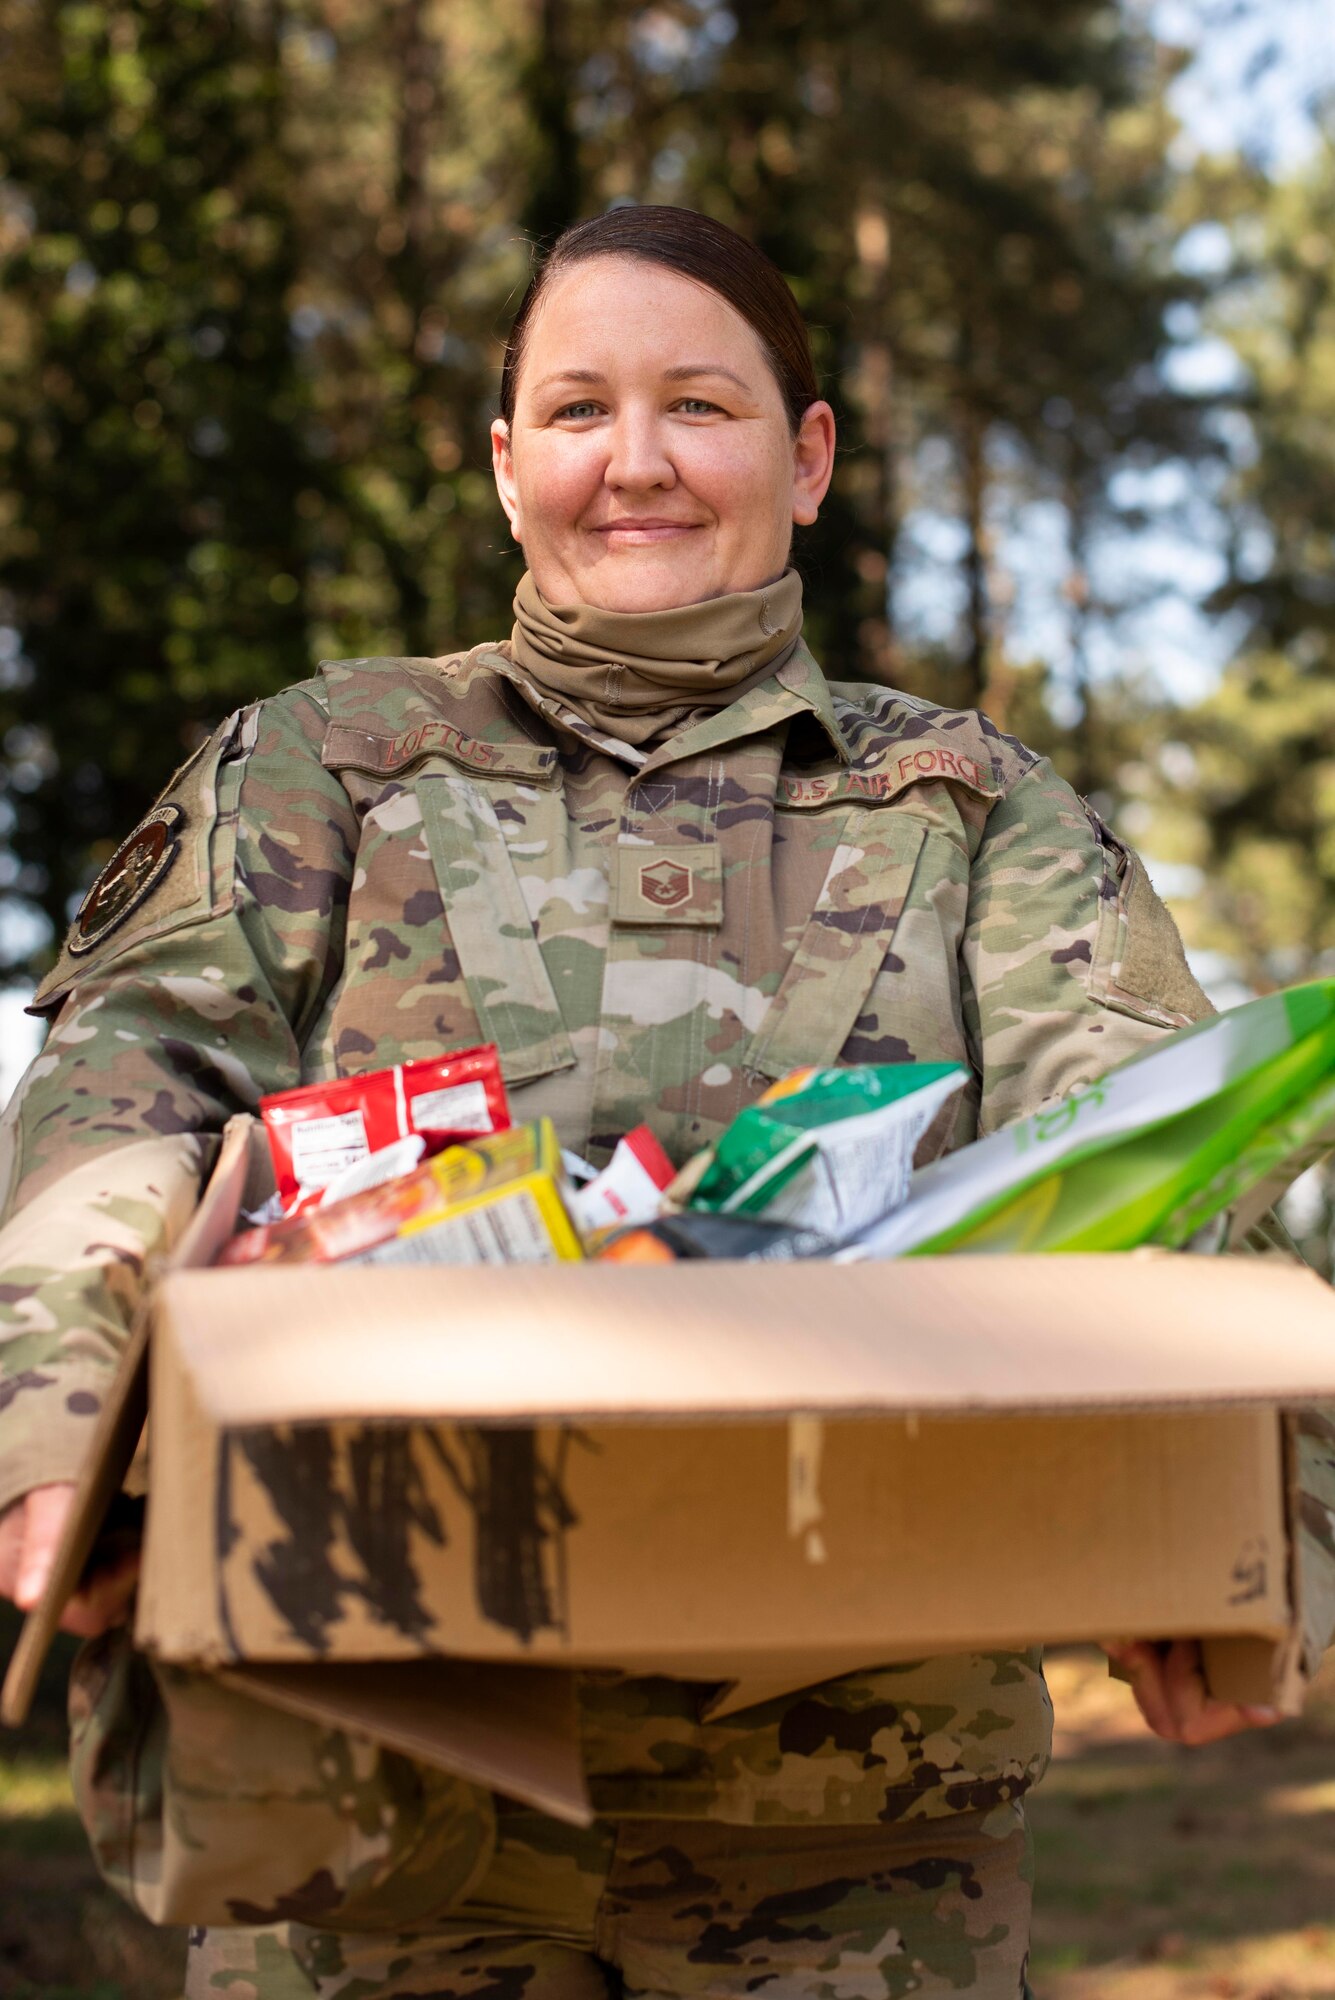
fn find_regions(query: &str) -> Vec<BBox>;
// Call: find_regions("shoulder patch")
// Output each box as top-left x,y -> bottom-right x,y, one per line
69,804 -> 186,955
29,708 -> 253,1015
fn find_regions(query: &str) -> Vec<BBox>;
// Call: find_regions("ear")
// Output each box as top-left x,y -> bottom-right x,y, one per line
490,417 -> 523,542
791,401 -> 837,527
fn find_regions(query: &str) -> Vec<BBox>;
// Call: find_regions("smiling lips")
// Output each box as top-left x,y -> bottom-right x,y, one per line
593,518 -> 703,544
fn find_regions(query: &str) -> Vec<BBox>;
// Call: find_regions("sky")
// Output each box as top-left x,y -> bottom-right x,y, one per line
1157,0 -> 1334,171
897,0 -> 1335,710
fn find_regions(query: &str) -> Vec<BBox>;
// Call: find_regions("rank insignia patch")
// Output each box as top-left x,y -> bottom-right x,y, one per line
69,804 -> 186,954
639,857 -> 692,908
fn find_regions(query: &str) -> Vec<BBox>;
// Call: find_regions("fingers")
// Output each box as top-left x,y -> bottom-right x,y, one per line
12,1482 -> 78,1610
58,1551 -> 141,1638
0,1483 -> 79,1611
1160,1641 -> 1280,1745
1108,1638 -> 1285,1744
0,1500 -> 25,1604
0,1484 -> 140,1638
1113,1640 -> 1179,1739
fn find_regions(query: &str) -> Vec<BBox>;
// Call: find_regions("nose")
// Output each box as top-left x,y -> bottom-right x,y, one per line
603,407 -> 676,493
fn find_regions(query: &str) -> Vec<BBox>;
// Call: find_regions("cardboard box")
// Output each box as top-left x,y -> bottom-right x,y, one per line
11,1114 -> 1335,1826
137,1257 -> 1323,1687
132,1122 -> 1335,1694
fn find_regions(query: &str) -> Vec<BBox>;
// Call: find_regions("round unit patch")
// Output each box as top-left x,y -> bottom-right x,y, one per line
69,804 -> 186,955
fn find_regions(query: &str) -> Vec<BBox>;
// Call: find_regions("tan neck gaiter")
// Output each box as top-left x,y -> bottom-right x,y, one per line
509,568 -> 804,748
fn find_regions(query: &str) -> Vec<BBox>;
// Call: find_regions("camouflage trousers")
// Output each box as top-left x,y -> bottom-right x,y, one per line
185,1796 -> 1034,1999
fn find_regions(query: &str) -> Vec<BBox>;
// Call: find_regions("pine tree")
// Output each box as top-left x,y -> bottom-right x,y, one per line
0,0 -> 320,967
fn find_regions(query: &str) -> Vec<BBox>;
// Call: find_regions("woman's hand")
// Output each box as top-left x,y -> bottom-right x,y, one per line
1101,1639 -> 1283,1744
0,1483 -> 139,1637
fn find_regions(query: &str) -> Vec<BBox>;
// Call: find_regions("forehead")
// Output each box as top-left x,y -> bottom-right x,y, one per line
519,255 -> 775,387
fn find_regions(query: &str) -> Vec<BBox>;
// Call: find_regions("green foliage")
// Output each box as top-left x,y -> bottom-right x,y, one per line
1151,136 -> 1335,989
0,0 -> 322,949
0,1 -> 1216,976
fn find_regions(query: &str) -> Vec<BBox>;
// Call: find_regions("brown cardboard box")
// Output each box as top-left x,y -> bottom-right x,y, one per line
133,1122 -> 1335,1706
10,1114 -> 1335,1824
136,1259 -> 1320,1693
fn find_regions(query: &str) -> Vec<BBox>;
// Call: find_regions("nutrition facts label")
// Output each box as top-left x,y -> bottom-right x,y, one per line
363,1189 -> 557,1266
290,1109 -> 370,1190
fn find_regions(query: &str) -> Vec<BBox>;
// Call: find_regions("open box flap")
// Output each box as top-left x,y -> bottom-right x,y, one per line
153,1251 -> 1335,1430
218,1658 -> 591,1826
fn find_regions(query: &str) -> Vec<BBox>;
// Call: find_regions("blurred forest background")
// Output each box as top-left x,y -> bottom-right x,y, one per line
2,0 -> 1335,1237
6,10 -> 1335,1998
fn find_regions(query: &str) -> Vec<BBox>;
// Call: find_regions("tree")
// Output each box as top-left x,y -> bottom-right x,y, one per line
1160,134 -> 1335,985
0,0 -> 320,968
0,0 -> 1227,979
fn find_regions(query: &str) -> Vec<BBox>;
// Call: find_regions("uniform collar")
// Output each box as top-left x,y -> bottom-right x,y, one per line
628,638 -> 853,775
488,635 -> 852,773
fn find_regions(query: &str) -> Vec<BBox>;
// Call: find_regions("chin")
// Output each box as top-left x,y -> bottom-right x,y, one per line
572,555 -> 728,616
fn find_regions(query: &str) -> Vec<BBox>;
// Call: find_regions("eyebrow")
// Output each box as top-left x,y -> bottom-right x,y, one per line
663,364 -> 754,391
530,363 -> 755,394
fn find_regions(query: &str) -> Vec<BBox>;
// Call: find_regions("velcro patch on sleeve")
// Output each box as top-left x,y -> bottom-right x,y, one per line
30,711 -> 251,1013
69,805 -> 186,955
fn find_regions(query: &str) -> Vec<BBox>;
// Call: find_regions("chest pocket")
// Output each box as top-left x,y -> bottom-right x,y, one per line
416,773 -> 575,1086
744,807 -> 928,1082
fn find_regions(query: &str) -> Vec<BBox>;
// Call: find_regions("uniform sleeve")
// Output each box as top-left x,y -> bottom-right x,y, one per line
964,765 -> 1335,1683
0,687 -> 357,1516
960,757 -> 1212,1133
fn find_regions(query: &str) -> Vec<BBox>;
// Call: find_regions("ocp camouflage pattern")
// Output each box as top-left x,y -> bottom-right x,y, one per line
185,1796 -> 1034,1999
0,635 -> 1288,1965
69,1627 -> 496,1932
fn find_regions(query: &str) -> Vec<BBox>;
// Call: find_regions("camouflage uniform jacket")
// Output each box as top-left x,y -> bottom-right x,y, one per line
0,637 -> 1261,1829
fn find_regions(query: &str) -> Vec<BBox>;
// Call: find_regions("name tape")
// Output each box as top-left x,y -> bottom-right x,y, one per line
325,719 -> 556,780
781,744 -> 995,808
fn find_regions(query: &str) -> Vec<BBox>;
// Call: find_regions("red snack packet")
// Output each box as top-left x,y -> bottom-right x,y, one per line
219,1121 -> 562,1268
260,1045 -> 509,1211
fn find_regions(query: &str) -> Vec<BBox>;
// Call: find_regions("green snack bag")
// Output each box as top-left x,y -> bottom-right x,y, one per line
689,1062 -> 966,1241
851,980 -> 1335,1258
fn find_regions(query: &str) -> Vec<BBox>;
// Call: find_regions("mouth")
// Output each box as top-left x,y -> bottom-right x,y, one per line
591,520 -> 704,546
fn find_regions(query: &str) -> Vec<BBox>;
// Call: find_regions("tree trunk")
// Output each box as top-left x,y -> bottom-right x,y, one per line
521,0 -> 581,245
958,393 -> 989,711
1065,477 -> 1096,797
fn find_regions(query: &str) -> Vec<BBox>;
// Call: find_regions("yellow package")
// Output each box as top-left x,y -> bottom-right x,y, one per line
354,1118 -> 583,1267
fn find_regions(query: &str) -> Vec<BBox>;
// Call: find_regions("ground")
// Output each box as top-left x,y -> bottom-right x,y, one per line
2,1613 -> 1333,1998
0,1603 -> 185,1999
1029,1648 -> 1335,1998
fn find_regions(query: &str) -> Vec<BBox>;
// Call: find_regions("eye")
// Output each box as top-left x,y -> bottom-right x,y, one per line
553,400 -> 603,421
674,397 -> 723,416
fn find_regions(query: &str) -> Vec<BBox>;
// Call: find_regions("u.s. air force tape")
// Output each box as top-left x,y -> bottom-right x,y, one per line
69,804 -> 186,955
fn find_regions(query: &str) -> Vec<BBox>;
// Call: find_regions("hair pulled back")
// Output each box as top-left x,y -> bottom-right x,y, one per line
500,205 -> 819,436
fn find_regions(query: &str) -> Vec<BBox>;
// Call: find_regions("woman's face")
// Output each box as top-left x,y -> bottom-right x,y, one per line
491,256 -> 836,613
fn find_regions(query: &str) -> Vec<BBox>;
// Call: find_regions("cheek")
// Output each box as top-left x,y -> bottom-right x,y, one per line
515,439 -> 603,533
681,433 -> 790,534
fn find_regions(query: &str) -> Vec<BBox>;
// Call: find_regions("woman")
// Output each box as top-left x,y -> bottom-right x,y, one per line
0,206 -> 1284,1999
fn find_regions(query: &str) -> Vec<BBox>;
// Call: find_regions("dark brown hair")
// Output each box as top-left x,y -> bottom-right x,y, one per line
500,205 -> 819,435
